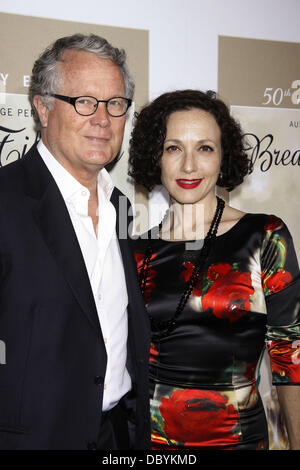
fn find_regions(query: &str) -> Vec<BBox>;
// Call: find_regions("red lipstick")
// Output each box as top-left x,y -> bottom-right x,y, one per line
176,179 -> 203,189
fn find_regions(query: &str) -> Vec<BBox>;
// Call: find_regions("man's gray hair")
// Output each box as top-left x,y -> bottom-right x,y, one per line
29,33 -> 135,127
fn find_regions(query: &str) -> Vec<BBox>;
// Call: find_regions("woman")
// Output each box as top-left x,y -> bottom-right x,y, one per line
129,90 -> 300,450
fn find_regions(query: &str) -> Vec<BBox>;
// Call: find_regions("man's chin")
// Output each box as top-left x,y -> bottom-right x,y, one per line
84,151 -> 115,167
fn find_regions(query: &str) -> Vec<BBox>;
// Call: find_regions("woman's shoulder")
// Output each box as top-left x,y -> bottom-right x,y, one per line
220,205 -> 292,242
238,212 -> 285,231
218,205 -> 272,236
225,205 -> 284,227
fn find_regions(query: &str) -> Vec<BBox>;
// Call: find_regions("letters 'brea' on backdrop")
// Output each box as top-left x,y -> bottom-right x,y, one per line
218,36 -> 300,261
0,11 -> 149,209
218,35 -> 300,450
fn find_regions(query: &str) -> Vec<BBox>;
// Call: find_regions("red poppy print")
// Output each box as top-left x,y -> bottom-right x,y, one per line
159,389 -> 240,446
150,342 -> 159,363
134,252 -> 157,302
181,261 -> 202,296
257,440 -> 268,450
244,361 -> 257,382
262,269 -> 292,295
202,264 -> 254,322
264,215 -> 282,233
267,339 -> 300,383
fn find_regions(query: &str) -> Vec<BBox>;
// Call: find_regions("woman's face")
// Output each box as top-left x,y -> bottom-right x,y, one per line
160,108 -> 222,206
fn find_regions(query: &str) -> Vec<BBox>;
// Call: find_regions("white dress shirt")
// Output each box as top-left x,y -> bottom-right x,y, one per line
37,140 -> 131,411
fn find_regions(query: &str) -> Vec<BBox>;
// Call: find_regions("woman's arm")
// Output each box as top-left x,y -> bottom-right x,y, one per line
277,385 -> 300,450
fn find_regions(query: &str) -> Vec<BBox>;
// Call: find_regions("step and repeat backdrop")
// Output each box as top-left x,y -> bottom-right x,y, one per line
219,36 -> 300,450
0,11 -> 149,206
0,11 -> 299,450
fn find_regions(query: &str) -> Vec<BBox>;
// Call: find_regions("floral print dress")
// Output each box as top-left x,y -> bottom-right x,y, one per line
133,214 -> 300,450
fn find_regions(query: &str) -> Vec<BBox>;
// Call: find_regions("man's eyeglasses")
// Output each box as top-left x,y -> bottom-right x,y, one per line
46,94 -> 132,117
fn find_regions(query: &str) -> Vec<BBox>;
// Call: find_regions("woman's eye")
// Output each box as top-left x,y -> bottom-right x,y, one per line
165,145 -> 180,152
200,145 -> 213,152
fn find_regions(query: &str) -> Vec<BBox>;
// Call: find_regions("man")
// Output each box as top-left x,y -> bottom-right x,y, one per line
0,34 -> 150,450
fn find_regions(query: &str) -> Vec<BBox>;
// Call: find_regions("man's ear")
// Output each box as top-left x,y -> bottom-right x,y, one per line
33,95 -> 49,128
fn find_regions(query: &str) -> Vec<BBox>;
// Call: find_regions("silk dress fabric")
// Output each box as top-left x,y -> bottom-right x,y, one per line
133,214 -> 300,450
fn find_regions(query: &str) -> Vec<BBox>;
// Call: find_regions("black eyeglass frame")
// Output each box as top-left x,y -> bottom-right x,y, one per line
46,93 -> 132,117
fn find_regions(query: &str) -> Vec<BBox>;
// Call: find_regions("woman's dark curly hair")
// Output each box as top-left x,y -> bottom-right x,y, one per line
129,89 -> 252,192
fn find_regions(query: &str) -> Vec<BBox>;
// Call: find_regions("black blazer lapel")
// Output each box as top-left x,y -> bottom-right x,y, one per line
110,188 -> 150,357
110,188 -> 134,289
22,146 -> 101,336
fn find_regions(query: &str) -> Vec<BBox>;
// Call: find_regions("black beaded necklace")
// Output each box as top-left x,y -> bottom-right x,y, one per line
139,196 -> 225,340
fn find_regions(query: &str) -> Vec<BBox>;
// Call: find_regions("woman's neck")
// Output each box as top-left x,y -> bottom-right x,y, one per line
160,195 -> 219,241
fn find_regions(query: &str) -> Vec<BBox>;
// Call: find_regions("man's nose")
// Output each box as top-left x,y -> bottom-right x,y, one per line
90,102 -> 110,126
